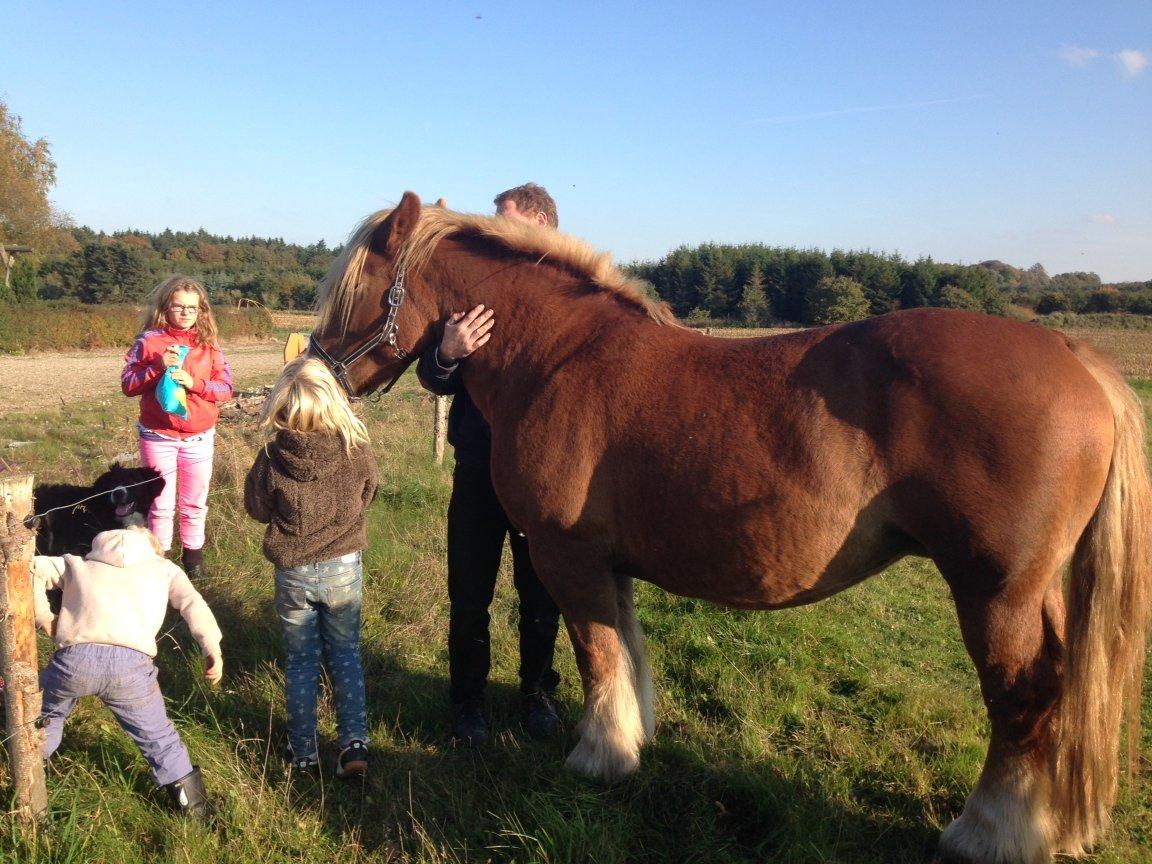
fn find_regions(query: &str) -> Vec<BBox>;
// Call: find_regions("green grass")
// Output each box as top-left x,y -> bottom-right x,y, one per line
1,372 -> 1150,862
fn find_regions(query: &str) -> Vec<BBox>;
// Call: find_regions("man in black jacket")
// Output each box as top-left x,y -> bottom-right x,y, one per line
417,183 -> 562,746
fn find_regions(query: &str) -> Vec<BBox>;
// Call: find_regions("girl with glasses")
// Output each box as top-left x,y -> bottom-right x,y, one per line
122,276 -> 233,578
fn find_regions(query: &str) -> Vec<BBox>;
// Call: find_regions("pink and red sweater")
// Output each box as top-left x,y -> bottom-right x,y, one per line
122,325 -> 233,438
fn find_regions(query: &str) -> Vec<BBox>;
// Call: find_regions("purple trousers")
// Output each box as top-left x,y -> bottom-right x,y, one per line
40,643 -> 193,785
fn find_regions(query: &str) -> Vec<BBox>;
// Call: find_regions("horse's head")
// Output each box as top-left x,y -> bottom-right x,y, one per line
310,191 -> 674,398
310,191 -> 439,397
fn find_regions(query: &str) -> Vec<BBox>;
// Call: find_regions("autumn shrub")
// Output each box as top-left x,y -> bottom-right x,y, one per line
0,302 -> 273,353
1037,311 -> 1152,331
217,306 -> 274,341
804,275 -> 870,325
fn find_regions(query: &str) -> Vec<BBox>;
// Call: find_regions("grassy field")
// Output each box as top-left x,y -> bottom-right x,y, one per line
1,361 -> 1150,862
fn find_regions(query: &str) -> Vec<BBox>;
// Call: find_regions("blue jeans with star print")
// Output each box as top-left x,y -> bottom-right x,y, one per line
274,553 -> 368,759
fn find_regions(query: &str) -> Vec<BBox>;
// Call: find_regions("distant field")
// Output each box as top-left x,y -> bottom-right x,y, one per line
695,326 -> 801,339
0,344 -> 286,416
269,310 -> 318,330
7,300 -> 1144,377
4,320 -> 1151,418
1059,328 -> 1152,378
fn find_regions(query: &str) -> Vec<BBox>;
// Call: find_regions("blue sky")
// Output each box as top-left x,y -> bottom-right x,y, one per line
3,1 -> 1149,280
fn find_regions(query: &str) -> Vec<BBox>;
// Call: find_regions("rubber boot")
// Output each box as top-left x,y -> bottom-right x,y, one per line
182,547 -> 204,580
165,766 -> 211,819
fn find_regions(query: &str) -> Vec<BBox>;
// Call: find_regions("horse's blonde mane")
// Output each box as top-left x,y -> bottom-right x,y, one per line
317,204 -> 677,329
316,210 -> 393,332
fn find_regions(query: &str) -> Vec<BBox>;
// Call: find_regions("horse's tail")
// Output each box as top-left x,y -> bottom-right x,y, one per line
1053,343 -> 1152,854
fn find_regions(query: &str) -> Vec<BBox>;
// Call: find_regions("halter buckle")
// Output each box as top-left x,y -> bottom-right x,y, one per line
309,264 -> 409,399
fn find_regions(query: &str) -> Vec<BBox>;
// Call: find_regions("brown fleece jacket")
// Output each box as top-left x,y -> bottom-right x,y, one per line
243,430 -> 378,570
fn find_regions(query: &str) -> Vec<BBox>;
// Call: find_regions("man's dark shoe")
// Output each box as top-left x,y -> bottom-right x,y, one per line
520,690 -> 562,740
451,699 -> 489,747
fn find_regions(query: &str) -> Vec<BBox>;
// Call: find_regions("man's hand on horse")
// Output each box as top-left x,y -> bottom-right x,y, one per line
439,304 -> 494,364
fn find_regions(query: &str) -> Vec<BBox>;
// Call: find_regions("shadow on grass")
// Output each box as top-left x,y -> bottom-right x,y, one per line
40,568 -> 954,863
568,736 -> 945,864
44,639 -> 953,863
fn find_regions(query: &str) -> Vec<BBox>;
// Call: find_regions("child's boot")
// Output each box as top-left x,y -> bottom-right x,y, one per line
181,547 -> 204,580
166,766 -> 211,819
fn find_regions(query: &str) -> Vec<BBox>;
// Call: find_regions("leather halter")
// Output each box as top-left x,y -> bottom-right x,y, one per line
308,265 -> 409,399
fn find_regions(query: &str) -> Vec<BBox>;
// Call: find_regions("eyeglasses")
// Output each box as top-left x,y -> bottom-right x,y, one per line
168,304 -> 200,314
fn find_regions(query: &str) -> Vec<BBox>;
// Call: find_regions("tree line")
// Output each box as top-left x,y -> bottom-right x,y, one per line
626,245 -> 1152,326
4,96 -> 1149,322
10,230 -> 1152,325
10,226 -> 335,310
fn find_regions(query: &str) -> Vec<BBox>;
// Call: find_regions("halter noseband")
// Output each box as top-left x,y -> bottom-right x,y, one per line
308,265 -> 410,400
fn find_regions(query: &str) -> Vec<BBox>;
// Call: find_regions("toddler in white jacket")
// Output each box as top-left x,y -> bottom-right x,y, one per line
33,526 -> 223,816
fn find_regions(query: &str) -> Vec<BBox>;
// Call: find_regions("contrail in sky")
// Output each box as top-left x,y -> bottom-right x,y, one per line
747,94 -> 993,125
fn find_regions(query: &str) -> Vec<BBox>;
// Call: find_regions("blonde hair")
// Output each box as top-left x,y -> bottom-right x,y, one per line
140,275 -> 220,347
317,203 -> 677,334
259,357 -> 369,455
126,525 -> 165,556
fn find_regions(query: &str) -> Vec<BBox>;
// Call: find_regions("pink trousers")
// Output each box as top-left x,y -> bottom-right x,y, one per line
138,429 -> 215,552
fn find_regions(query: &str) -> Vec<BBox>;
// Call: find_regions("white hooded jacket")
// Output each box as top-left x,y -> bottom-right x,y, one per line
32,528 -> 222,659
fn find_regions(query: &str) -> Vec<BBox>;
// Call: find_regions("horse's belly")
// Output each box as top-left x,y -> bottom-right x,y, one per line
637,559 -> 874,610
619,507 -> 895,609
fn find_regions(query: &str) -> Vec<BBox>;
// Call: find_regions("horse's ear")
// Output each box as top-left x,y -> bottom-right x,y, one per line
435,198 -> 447,208
375,190 -> 422,257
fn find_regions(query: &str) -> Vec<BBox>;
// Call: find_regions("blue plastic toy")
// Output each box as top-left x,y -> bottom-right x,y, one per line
156,344 -> 191,419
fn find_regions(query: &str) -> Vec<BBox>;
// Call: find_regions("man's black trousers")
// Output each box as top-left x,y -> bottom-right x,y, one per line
447,461 -> 562,704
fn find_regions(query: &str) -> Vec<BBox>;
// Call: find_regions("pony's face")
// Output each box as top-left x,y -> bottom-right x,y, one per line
31,463 -> 165,556
90,463 -> 164,528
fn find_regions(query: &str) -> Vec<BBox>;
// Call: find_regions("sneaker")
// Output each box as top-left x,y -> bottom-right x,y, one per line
520,690 -> 562,740
283,745 -> 319,776
450,699 -> 489,747
335,740 -> 369,780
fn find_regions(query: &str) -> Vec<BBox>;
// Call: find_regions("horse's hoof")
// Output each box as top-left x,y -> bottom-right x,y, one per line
564,734 -> 639,784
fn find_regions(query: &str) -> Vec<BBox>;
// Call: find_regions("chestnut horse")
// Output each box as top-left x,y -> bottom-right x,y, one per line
310,192 -> 1150,864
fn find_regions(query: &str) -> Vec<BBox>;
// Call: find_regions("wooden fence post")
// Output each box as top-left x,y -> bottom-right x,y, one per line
433,396 -> 449,464
0,473 -> 47,821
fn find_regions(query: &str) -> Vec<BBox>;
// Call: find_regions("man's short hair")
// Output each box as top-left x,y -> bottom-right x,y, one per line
494,182 -> 558,228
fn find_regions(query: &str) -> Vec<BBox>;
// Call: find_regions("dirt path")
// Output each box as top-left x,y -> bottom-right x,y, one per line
0,342 -> 287,416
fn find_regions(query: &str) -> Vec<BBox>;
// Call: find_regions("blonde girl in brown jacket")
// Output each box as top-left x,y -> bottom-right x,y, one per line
244,357 -> 378,779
